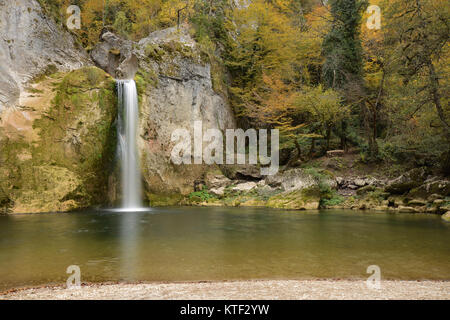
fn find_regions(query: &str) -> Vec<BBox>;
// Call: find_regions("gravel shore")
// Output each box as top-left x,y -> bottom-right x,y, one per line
1,280 -> 449,300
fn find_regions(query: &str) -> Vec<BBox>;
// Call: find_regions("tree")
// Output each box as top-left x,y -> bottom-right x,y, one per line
322,0 -> 368,89
385,0 -> 449,140
321,0 -> 368,152
295,85 -> 349,151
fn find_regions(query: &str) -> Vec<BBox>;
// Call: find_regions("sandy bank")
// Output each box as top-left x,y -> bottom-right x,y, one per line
1,280 -> 449,300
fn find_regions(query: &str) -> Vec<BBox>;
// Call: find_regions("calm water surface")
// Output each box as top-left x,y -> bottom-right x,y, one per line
0,207 -> 449,291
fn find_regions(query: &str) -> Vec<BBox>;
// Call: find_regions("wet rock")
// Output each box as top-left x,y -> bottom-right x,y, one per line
408,199 -> 427,206
397,206 -> 416,213
266,187 -> 321,210
442,211 -> 450,222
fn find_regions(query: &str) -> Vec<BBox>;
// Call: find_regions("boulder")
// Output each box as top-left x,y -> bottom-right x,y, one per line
442,211 -> 450,222
354,178 -> 367,187
385,167 -> 428,194
266,187 -> 321,210
231,182 -> 257,192
397,206 -> 416,213
205,174 -> 233,189
356,185 -> 376,195
209,187 -> 225,197
408,199 -> 427,207
408,180 -> 450,199
265,168 -> 318,192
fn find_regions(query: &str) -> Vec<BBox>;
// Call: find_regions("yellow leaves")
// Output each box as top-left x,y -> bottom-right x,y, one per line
295,85 -> 347,126
231,0 -> 298,75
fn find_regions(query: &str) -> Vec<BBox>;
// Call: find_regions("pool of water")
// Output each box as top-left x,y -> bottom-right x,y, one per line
0,207 -> 449,291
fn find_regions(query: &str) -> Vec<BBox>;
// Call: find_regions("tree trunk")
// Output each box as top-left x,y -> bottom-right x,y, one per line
309,138 -> 316,156
428,60 -> 450,140
286,139 -> 303,168
326,126 -> 331,150
340,120 -> 348,152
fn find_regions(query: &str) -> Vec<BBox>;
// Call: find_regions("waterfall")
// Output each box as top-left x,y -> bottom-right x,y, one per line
117,80 -> 143,210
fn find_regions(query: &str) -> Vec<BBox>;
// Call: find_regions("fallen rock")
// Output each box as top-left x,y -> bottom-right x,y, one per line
385,167 -> 428,194
408,180 -> 450,199
397,206 -> 416,213
442,211 -> 450,222
206,174 -> 232,189
231,182 -> 257,192
209,187 -> 225,197
265,168 -> 317,192
408,199 -> 427,207
354,179 -> 367,187
429,194 -> 443,202
266,188 -> 320,210
356,185 -> 376,196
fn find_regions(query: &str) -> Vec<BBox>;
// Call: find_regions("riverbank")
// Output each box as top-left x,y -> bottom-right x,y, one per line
1,280 -> 449,300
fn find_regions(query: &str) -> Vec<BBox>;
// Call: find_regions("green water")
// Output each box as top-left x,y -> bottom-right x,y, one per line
0,207 -> 449,291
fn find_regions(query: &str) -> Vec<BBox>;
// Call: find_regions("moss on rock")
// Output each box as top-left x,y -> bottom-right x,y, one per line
147,193 -> 185,207
266,187 -> 321,210
0,67 -> 117,213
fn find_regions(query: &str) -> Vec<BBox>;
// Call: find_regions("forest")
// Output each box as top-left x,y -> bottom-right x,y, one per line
37,0 -> 449,173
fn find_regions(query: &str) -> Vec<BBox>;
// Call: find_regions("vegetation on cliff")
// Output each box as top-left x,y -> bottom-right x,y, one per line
0,67 -> 117,213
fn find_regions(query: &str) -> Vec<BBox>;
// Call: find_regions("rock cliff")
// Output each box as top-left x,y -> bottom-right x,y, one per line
0,0 -> 90,112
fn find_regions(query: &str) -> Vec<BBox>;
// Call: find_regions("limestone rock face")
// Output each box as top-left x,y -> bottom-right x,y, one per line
91,27 -> 236,197
0,67 -> 117,213
90,32 -> 138,79
0,0 -> 90,112
132,27 -> 236,197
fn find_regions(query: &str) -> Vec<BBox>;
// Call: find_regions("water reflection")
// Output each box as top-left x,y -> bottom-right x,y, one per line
119,212 -> 143,281
0,208 -> 449,291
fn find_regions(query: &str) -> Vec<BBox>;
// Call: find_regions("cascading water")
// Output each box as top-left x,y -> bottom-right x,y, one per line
117,80 -> 143,210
